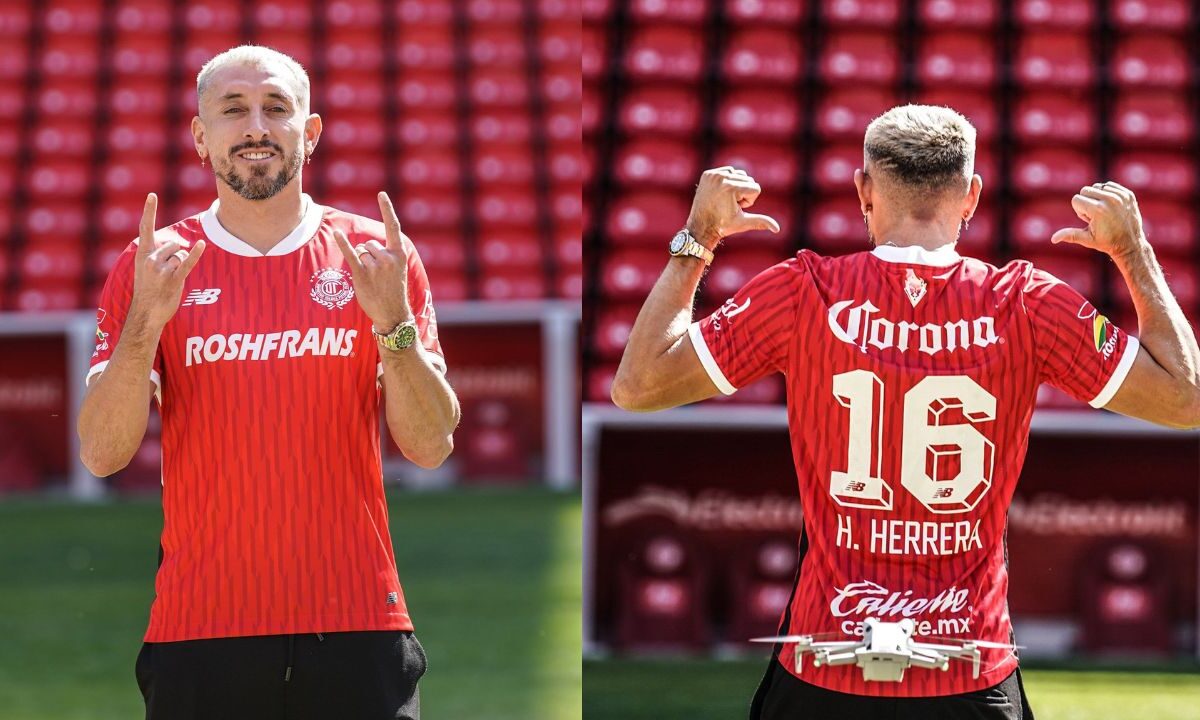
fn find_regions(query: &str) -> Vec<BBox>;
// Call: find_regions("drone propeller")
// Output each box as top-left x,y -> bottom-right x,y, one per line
919,637 -> 1023,650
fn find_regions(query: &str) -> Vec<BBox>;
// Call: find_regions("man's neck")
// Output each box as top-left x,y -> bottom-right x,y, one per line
872,218 -> 960,252
213,183 -> 306,255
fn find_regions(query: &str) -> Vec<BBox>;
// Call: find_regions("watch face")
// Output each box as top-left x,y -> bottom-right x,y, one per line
395,324 -> 418,348
669,231 -> 688,254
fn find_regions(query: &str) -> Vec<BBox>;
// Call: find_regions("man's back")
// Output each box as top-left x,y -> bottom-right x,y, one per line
690,243 -> 1139,696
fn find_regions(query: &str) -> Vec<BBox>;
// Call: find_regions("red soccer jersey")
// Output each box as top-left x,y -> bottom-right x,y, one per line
88,194 -> 444,642
691,243 -> 1138,697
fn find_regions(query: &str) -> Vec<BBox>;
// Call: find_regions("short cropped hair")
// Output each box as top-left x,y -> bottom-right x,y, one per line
196,45 -> 310,113
863,105 -> 976,195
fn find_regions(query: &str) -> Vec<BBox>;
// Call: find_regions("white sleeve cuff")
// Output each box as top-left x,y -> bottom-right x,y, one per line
688,321 -> 736,395
87,360 -> 162,405
1089,335 -> 1140,408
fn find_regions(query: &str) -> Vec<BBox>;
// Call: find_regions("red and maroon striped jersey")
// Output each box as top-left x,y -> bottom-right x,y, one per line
88,194 -> 444,642
691,243 -> 1139,696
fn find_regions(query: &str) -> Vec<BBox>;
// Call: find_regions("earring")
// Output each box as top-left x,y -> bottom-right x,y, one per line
961,217 -> 970,234
199,155 -> 206,168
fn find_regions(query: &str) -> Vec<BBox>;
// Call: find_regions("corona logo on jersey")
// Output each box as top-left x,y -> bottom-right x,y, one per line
827,299 -> 999,355
184,328 -> 358,366
830,580 -> 974,637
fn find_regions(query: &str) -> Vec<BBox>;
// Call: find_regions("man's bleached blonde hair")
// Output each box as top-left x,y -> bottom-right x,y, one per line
196,45 -> 310,114
863,104 -> 976,201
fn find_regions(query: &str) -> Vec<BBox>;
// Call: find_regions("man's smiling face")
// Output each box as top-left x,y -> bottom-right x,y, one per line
194,63 -> 317,201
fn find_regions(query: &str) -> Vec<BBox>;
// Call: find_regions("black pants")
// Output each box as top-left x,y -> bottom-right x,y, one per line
135,630 -> 426,720
751,658 -> 1036,720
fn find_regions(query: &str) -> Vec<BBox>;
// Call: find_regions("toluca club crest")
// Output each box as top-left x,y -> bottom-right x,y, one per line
309,267 -> 355,310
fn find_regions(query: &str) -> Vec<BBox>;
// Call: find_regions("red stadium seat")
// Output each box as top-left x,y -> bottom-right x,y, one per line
618,86 -> 702,138
723,0 -> 805,24
324,0 -> 385,28
469,25 -> 526,67
1014,33 -> 1093,88
962,201 -> 996,249
39,31 -> 101,77
0,84 -> 22,120
108,76 -> 169,117
33,120 -> 94,157
549,140 -> 585,188
14,282 -> 84,312
540,21 -> 579,68
0,4 -> 33,36
558,268 -> 583,301
106,118 -> 170,156
471,68 -> 531,107
323,156 -> 388,192
1137,199 -> 1196,256
474,143 -> 536,185
809,195 -> 866,251
19,239 -> 85,283
582,24 -> 607,81
916,34 -> 996,87
37,78 -> 98,117
477,186 -> 540,227
478,268 -> 547,301
1015,0 -> 1095,28
1021,252 -> 1101,299
716,89 -> 802,139
629,0 -> 710,23
733,195 -> 794,249
1111,36 -> 1190,88
918,0 -> 997,28
541,62 -> 579,105
720,29 -> 804,84
593,305 -> 640,359
321,72 -> 385,111
703,249 -> 781,302
43,0 -> 103,35
1010,149 -> 1097,195
622,27 -> 706,83
102,158 -> 168,198
821,0 -> 900,27
397,24 -> 457,69
556,219 -> 582,265
398,191 -> 464,228
478,229 -> 542,269
396,0 -> 455,24
409,235 -> 468,271
601,249 -> 665,300
613,139 -> 701,189
606,191 -> 693,245
913,89 -> 997,142
1012,92 -> 1096,145
814,87 -> 898,141
726,537 -> 799,644
424,267 -> 470,301
1011,198 -> 1081,252
583,81 -> 603,138
98,202 -> 140,247
253,1 -> 312,30
710,142 -> 800,191
473,110 -> 534,145
183,29 -> 242,82
545,101 -> 579,143
1110,0 -> 1190,30
183,0 -> 240,31
811,144 -> 861,192
322,117 -> 387,153
1110,152 -> 1195,198
818,32 -> 899,85
582,0 -> 616,22
467,0 -> 525,24
1112,91 -> 1193,147
324,28 -> 384,72
398,71 -> 458,109
110,33 -> 171,76
615,530 -> 710,651
28,161 -> 90,198
397,110 -> 460,147
399,148 -> 461,187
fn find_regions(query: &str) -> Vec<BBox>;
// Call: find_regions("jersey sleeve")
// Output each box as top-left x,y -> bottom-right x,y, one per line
1024,267 -> 1139,407
688,257 -> 806,395
87,241 -> 164,404
376,238 -> 446,383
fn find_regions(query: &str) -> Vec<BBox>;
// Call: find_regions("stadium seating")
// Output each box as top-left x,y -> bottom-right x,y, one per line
0,0 -> 576,309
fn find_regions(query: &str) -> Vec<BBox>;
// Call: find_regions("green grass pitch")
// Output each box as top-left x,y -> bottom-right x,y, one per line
0,487 -> 581,720
584,658 -> 1200,720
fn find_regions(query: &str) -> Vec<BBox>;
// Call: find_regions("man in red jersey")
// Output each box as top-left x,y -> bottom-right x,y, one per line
612,105 -> 1200,719
76,46 -> 459,720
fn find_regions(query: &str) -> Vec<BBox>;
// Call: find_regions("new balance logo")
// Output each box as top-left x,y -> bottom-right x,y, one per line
182,288 -> 222,307
386,592 -> 398,605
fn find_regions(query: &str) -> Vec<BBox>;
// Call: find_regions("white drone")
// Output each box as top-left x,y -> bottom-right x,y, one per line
752,618 -> 1019,683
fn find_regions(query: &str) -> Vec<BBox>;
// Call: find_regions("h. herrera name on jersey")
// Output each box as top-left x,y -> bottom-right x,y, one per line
184,327 -> 358,366
828,299 -> 1000,355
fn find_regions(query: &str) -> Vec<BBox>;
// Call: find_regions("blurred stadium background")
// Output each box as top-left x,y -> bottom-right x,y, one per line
581,0 -> 1200,717
0,1 -> 581,719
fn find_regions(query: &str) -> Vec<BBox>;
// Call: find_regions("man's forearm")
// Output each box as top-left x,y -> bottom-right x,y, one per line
1113,241 -> 1200,385
380,346 -> 460,469
77,305 -> 162,476
612,257 -> 707,407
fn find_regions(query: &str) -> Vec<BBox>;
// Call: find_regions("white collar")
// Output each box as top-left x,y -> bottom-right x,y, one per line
870,243 -> 962,267
200,193 -> 324,257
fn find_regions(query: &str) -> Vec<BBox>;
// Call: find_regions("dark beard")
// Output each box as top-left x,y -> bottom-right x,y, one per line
215,145 -> 303,200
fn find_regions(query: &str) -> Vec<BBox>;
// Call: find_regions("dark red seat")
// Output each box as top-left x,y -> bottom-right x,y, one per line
1012,92 -> 1096,144
478,268 -> 547,301
476,186 -> 540,227
398,109 -> 460,147
549,139 -> 585,187
811,144 -> 861,192
471,68 -> 531,107
409,235 -> 468,272
583,0 -> 616,22
716,89 -> 802,139
474,143 -> 535,185
618,85 -> 702,137
710,141 -> 800,190
629,0 -> 710,23
37,78 -> 98,117
252,1 -> 312,30
818,32 -> 899,85
613,139 -> 701,189
540,21 -> 579,67
322,156 -> 388,192
473,109 -> 533,145
102,158 -> 167,198
1011,198 -> 1081,251
1011,149 -> 1097,195
1110,152 -> 1195,197
1111,36 -> 1189,88
43,0 -> 104,35
182,29 -> 241,80
623,26 -> 706,83
322,117 -> 387,152
14,282 -> 84,312
397,23 -> 457,70
478,229 -> 542,269
467,0 -> 525,24
396,0 -> 456,25
913,89 -> 997,142
814,87 -> 898,141
1015,0 -> 1095,28
593,304 -> 642,359
182,0 -> 240,31
721,29 -> 804,84
398,72 -> 457,109
33,120 -> 93,157
1112,91 -> 1193,146
397,190 -> 464,228
18,238 -> 85,283
962,201 -> 996,249
822,0 -> 900,26
424,266 -> 470,302
399,148 -> 461,187
918,0 -> 997,28
25,161 -> 89,199
322,72 -> 385,111
1137,199 -> 1196,256
582,24 -> 607,81
324,28 -> 384,72
1015,33 -> 1093,88
541,62 -> 580,105
917,33 -> 996,87
0,3 -> 33,36
723,0 -> 805,24
1110,0 -> 1190,30
614,530 -> 710,651
726,537 -> 799,644
110,33 -> 170,76
324,0 -> 384,28
606,191 -> 693,245
39,31 -> 101,77
809,195 -> 865,251
468,25 -> 526,67
108,76 -> 169,117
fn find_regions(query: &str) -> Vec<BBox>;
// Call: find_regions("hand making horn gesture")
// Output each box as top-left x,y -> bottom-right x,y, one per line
1051,181 -> 1148,259
685,166 -> 781,250
130,192 -> 206,328
334,191 -> 413,331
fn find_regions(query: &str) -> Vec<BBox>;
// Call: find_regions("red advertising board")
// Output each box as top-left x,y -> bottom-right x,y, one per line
0,334 -> 69,491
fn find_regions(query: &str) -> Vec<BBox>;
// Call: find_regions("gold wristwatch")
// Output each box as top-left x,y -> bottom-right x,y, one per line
669,228 -> 715,265
373,320 -> 418,351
